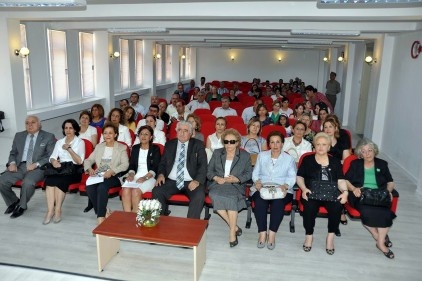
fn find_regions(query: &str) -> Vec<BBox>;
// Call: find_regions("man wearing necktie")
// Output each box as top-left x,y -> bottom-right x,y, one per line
153,121 -> 207,219
0,116 -> 56,218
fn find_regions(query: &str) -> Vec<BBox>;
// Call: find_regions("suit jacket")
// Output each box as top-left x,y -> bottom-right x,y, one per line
207,148 -> 253,193
127,144 -> 161,177
84,142 -> 129,175
158,138 -> 207,185
8,130 -> 56,167
345,158 -> 393,190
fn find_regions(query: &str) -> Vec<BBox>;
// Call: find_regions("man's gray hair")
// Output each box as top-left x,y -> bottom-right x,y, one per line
176,120 -> 194,134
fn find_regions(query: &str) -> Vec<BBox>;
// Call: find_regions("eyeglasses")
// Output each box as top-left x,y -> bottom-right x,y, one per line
223,140 -> 237,144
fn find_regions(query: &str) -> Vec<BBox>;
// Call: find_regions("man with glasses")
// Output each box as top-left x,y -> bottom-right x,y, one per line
153,121 -> 207,219
0,115 -> 55,218
187,90 -> 210,112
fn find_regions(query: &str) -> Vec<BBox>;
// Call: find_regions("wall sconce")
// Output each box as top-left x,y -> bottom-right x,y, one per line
14,47 -> 30,58
365,56 -> 377,65
338,52 -> 345,62
230,55 -> 235,62
181,54 -> 186,60
154,53 -> 161,59
110,51 -> 120,59
278,57 -> 282,62
323,57 -> 329,62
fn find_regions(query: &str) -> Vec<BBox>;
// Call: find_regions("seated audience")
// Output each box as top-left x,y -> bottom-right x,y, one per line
241,117 -> 267,155
0,116 -> 55,219
158,100 -> 170,125
280,97 -> 293,117
166,93 -> 180,117
278,114 -> 292,137
228,89 -> 240,102
84,123 -> 129,225
119,99 -> 129,110
122,125 -> 161,213
290,103 -> 305,120
99,108 -> 132,148
296,132 -> 348,255
79,110 -> 98,147
217,81 -> 229,96
130,92 -> 147,117
251,131 -> 296,249
136,104 -> 165,131
187,91 -> 210,112
242,99 -> 262,124
43,119 -> 85,224
299,113 -> 316,146
323,117 -> 351,162
305,85 -> 334,113
199,76 -> 206,90
90,104 -> 107,128
282,121 -> 313,163
255,104 -> 272,127
171,99 -> 190,121
206,117 -> 226,154
212,96 -> 237,118
206,86 -> 221,102
304,100 -> 314,119
345,138 -> 396,259
187,113 -> 204,142
153,121 -> 207,219
248,84 -> 262,99
174,83 -> 189,104
310,105 -> 329,132
207,129 -> 253,247
134,115 -> 166,146
123,106 -> 136,132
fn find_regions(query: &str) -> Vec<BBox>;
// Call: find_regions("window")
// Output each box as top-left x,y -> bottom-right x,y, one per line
165,45 -> 172,82
47,29 -> 69,104
79,32 -> 94,97
120,39 -> 130,90
155,43 -> 163,84
20,24 -> 32,109
180,47 -> 191,80
135,40 -> 143,87
185,47 -> 191,78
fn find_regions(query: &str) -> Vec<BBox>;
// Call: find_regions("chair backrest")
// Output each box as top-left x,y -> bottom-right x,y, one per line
200,121 -> 216,145
229,102 -> 245,116
342,154 -> 358,174
193,108 -> 212,115
168,121 -> 179,140
82,138 -> 94,159
342,129 -> 353,149
261,96 -> 273,109
96,126 -> 102,144
224,115 -> 244,126
129,129 -> 136,145
196,114 -> 216,124
117,141 -> 131,158
153,143 -> 165,155
208,101 -> 222,112
260,125 -> 287,140
238,94 -> 255,108
297,151 -> 316,168
135,113 -> 143,126
226,122 -> 247,135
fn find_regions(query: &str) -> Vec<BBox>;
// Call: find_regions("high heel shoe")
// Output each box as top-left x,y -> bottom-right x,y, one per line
257,240 -> 266,249
376,244 -> 394,259
267,241 -> 276,250
303,245 -> 312,252
42,213 -> 53,225
229,237 -> 238,248
384,235 -> 393,248
326,248 -> 335,255
340,218 -> 348,225
235,226 -> 242,237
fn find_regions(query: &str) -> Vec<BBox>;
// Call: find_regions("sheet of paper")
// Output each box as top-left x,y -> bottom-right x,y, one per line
86,175 -> 104,185
122,181 -> 141,189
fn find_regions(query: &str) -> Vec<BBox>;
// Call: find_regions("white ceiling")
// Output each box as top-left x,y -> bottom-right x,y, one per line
1,0 -> 422,50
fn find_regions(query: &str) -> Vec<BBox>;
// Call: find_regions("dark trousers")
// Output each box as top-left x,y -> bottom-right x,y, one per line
86,176 -> 120,218
326,94 -> 337,110
301,198 -> 342,235
252,192 -> 293,232
152,179 -> 205,219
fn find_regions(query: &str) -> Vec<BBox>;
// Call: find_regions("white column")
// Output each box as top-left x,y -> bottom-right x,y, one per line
93,31 -> 112,112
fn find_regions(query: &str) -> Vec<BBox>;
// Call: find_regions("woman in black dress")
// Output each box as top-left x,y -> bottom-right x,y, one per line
345,138 -> 396,259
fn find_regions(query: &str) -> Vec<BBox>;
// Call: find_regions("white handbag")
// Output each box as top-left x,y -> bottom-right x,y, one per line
259,183 -> 285,200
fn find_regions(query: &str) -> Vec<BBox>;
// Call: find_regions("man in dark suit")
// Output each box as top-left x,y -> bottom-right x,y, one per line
0,115 -> 56,218
153,120 -> 207,219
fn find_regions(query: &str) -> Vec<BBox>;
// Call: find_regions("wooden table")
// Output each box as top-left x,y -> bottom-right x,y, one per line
92,211 -> 208,281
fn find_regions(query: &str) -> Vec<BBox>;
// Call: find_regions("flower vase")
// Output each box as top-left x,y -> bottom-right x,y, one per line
141,212 -> 159,227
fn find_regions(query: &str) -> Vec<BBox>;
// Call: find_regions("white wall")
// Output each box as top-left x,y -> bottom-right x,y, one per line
197,48 -> 325,89
381,30 -> 422,190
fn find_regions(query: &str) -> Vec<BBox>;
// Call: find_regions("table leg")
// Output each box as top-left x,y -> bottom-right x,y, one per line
96,234 -> 120,272
193,231 -> 206,281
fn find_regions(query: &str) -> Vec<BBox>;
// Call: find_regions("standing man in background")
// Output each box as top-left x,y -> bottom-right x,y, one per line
325,72 -> 341,110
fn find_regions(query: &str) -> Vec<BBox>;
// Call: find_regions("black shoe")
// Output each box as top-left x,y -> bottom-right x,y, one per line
229,237 -> 238,248
340,218 -> 348,225
10,206 -> 25,218
4,200 -> 19,214
235,226 -> 242,237
326,248 -> 335,255
83,205 -> 93,213
335,229 -> 341,237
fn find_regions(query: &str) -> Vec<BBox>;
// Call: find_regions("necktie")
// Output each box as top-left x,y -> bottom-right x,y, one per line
26,134 -> 34,166
176,143 -> 185,190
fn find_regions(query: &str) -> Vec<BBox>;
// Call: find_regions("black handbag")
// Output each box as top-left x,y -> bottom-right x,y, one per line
41,162 -> 83,176
308,168 -> 339,202
360,188 -> 391,207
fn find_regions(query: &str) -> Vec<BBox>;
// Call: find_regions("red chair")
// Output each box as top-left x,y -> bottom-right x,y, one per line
224,115 -> 244,126
135,114 -> 143,126
167,121 -> 179,140
154,143 -> 165,155
260,125 -> 287,140
68,139 -> 94,193
193,108 -> 212,115
229,102 -> 245,116
129,129 -> 136,146
238,94 -> 255,108
201,121 -> 216,145
261,96 -> 273,110
208,101 -> 222,112
96,126 -> 102,144
196,114 -> 216,125
226,122 -> 247,135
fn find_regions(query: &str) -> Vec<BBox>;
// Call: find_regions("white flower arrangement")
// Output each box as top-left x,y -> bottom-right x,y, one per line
136,199 -> 162,227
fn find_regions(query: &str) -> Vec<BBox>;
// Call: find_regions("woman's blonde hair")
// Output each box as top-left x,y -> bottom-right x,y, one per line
313,132 -> 332,147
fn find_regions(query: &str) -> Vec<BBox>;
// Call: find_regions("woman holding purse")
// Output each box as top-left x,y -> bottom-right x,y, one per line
345,138 -> 396,259
296,132 -> 348,255
251,131 -> 296,250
